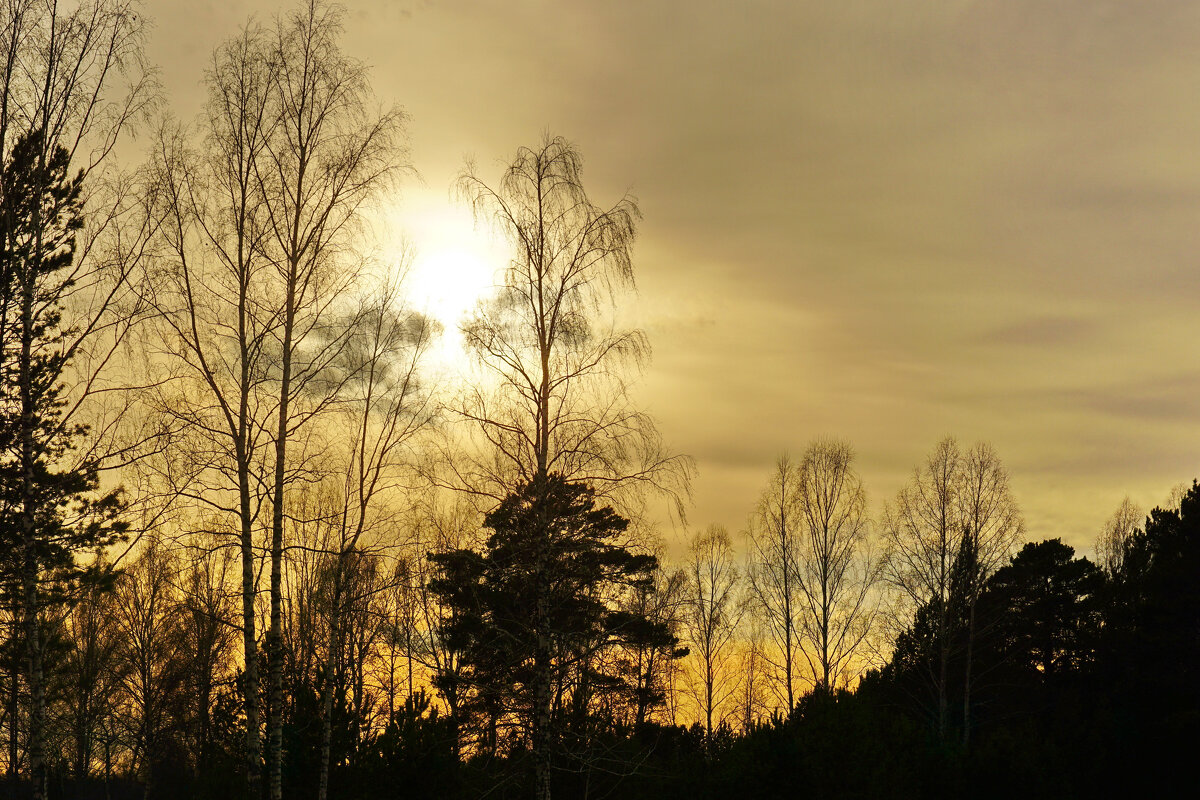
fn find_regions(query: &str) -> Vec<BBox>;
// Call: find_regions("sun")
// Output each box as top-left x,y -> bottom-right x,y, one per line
388,198 -> 509,371
409,243 -> 495,333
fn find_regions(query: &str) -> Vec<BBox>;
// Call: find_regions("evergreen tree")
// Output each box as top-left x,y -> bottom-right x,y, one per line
0,128 -> 128,797
429,474 -> 676,798
980,539 -> 1103,678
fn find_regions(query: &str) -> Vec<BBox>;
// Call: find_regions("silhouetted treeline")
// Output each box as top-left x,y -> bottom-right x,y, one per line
600,482 -> 1200,800
3,481 -> 1193,800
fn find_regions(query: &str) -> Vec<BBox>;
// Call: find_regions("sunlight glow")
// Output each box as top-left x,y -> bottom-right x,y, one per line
387,197 -> 509,373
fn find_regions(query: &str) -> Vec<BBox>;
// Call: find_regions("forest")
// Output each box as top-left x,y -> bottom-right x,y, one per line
1,1 -> 1196,799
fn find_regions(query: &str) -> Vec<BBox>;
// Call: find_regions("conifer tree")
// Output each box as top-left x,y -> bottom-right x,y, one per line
430,474 -> 674,800
0,128 -> 128,800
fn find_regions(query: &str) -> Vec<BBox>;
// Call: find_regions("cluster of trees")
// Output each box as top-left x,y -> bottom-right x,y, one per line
672,481 -> 1200,800
3,3 -> 689,799
669,436 -> 1023,743
0,2 -> 1195,799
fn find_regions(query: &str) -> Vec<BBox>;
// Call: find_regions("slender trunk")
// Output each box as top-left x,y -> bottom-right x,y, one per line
964,522 -> 984,748
7,628 -> 16,782
268,266 -> 296,800
538,354 -> 550,476
234,184 -> 262,797
937,626 -> 948,740
533,627 -> 552,800
532,482 -> 552,800
446,685 -> 460,763
198,670 -> 211,775
634,647 -> 647,727
74,713 -> 87,785
405,626 -> 413,701
240,465 -> 260,797
962,565 -> 978,749
781,498 -> 794,712
935,520 -> 951,742
705,661 -> 713,748
317,563 -> 341,800
20,566 -> 43,800
962,601 -> 975,747
821,555 -> 831,691
936,581 -> 950,742
19,177 -> 46,800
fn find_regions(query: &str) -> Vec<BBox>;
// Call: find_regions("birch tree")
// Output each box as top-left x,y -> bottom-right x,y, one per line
448,134 -> 690,507
794,438 -> 878,692
258,6 -> 403,792
682,525 -> 742,747
955,441 -> 1022,745
149,4 -> 403,795
438,134 -> 690,799
882,437 -> 1022,742
745,455 -> 802,713
881,437 -> 962,739
1096,496 -> 1142,578
145,25 -> 277,792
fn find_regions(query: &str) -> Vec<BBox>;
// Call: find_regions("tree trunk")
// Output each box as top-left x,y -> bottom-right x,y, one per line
533,633 -> 552,800
268,264 -> 296,800
533,481 -> 552,800
240,471 -> 261,798
7,633 -> 17,782
405,627 -> 413,702
961,528 -> 981,748
821,558 -> 831,691
317,562 -> 342,800
962,600 -> 975,748
21,561 -> 44,800
19,176 -> 46,800
781,491 -> 794,712
962,569 -> 979,748
705,664 -> 714,750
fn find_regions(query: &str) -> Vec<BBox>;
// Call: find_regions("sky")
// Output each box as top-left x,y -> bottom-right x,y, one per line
143,0 -> 1200,553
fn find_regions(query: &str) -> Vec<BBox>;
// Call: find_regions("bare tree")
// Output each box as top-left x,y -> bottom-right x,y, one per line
112,539 -> 186,797
881,437 -> 962,740
744,454 -> 802,713
61,573 -> 124,783
257,5 -> 404,793
148,4 -> 403,795
437,135 -> 689,800
794,438 -> 878,692
682,525 -> 742,747
882,437 -> 1022,742
1096,496 -> 1143,578
315,276 -> 435,800
955,442 -> 1022,745
175,531 -> 238,776
447,134 -> 691,508
145,24 -> 279,792
737,616 -> 768,732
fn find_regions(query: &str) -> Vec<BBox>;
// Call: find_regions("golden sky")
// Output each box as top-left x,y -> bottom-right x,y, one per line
144,0 -> 1200,553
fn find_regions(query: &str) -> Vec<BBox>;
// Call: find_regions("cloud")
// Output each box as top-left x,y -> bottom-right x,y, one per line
146,0 -> 1200,552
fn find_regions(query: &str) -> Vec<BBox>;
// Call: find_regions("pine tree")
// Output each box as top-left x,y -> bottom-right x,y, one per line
0,128 -> 128,797
429,474 -> 675,799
